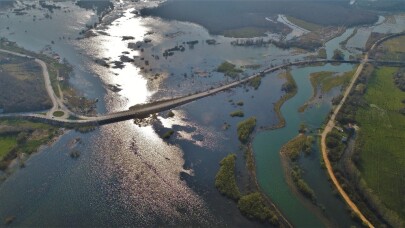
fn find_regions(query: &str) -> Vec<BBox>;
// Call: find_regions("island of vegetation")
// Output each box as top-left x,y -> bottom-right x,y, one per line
237,117 -> 257,143
280,134 -> 317,203
217,61 -> 243,78
214,154 -> 280,226
214,154 -> 241,200
271,70 -> 297,129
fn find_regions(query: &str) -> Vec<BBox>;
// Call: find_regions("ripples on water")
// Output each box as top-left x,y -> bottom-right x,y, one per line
89,121 -> 215,226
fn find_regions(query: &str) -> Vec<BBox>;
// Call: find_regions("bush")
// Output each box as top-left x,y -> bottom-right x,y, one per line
215,154 -> 241,200
217,61 -> 243,78
237,117 -> 257,143
238,192 -> 279,225
332,49 -> 345,61
230,110 -> 244,117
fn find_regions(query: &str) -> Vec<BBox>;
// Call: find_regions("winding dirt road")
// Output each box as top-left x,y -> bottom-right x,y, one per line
320,54 -> 375,228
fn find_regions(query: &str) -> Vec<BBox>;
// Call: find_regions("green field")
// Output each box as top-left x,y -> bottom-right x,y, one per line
286,16 -> 323,31
355,67 -> 405,220
222,27 -> 268,38
0,119 -> 59,170
0,136 -> 17,160
380,36 -> 405,61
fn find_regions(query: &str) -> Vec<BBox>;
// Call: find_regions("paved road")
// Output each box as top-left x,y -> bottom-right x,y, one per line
0,32 -> 404,226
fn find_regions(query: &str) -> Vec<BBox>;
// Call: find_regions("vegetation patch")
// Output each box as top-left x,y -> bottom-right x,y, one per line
280,134 -> 313,161
286,16 -> 323,31
222,27 -> 268,38
0,119 -> 60,170
354,67 -> 405,221
238,192 -> 279,225
272,70 -> 297,129
326,129 -> 347,162
317,48 -> 327,59
162,130 -> 174,139
0,52 -> 52,113
237,117 -> 257,143
0,136 -> 17,161
332,49 -> 345,60
291,166 -> 317,203
53,111 -> 64,117
301,68 -> 355,112
230,110 -> 244,117
215,154 -> 241,200
248,76 -> 262,90
217,61 -> 243,78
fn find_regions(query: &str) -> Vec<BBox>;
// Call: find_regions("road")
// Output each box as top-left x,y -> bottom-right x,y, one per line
0,32 -> 404,226
0,48 -> 62,118
320,55 -> 374,228
319,32 -> 405,228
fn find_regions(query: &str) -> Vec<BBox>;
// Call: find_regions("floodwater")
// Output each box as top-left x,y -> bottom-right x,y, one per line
253,63 -> 357,227
0,0 -> 399,226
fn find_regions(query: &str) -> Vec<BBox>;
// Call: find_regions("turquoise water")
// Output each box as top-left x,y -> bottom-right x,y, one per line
253,63 -> 354,227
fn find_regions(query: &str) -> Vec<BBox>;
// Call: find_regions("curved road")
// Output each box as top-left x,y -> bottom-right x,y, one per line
320,32 -> 405,228
0,32 -> 404,227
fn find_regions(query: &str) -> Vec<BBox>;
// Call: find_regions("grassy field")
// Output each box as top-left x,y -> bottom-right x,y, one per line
0,52 -> 52,113
0,119 -> 59,170
286,16 -> 323,31
0,136 -> 17,160
355,67 -> 405,220
222,27 -> 268,38
380,36 -> 405,61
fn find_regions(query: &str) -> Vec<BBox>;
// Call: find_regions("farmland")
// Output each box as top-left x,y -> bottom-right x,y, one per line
355,67 -> 405,222
0,52 -> 52,113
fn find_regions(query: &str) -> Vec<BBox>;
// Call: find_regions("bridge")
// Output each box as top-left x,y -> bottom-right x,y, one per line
1,33 -> 404,129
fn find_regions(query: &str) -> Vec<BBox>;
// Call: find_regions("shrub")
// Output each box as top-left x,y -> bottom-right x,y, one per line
215,154 -> 241,200
237,117 -> 257,143
238,192 -> 279,225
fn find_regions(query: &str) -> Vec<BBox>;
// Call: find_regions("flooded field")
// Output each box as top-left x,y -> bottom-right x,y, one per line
0,0 -> 402,226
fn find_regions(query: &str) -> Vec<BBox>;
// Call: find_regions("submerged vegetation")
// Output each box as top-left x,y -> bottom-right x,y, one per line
291,166 -> 317,203
248,76 -> 262,90
217,61 -> 243,78
280,134 -> 317,203
273,70 -> 297,129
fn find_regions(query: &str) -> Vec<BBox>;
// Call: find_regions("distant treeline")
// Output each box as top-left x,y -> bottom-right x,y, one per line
141,1 -> 377,36
75,0 -> 114,15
